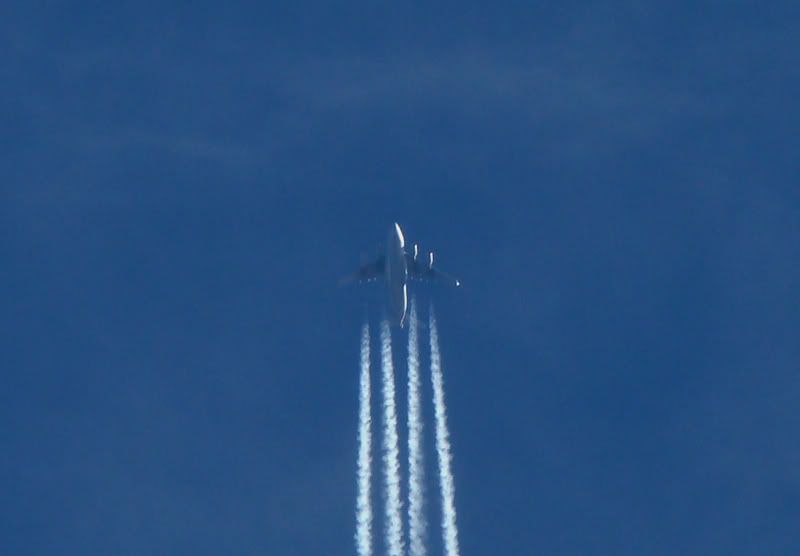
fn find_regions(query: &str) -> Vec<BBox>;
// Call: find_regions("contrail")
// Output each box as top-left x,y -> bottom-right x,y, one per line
380,319 -> 404,556
429,304 -> 460,556
407,298 -> 426,556
355,321 -> 373,556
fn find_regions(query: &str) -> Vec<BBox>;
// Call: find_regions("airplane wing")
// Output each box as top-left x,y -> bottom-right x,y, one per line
417,267 -> 461,287
406,251 -> 461,287
405,252 -> 424,277
339,255 -> 386,285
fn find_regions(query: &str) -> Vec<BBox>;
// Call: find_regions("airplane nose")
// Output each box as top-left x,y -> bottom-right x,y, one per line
394,222 -> 405,247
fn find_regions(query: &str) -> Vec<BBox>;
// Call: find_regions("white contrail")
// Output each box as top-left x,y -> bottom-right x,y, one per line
380,319 -> 404,556
429,305 -> 460,556
355,321 -> 373,556
407,298 -> 426,556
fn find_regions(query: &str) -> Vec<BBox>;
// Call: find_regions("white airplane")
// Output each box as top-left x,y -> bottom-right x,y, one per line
341,223 -> 460,327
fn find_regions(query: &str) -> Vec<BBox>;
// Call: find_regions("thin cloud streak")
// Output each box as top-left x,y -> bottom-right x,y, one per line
407,298 -> 427,556
429,304 -> 460,556
380,319 -> 404,556
355,321 -> 373,556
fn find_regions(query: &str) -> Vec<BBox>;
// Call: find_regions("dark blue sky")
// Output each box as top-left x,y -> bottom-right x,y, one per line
2,2 -> 799,555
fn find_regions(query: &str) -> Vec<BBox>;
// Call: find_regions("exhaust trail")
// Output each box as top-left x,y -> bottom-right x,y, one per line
355,322 -> 373,556
406,298 -> 426,556
429,305 -> 461,556
380,319 -> 404,556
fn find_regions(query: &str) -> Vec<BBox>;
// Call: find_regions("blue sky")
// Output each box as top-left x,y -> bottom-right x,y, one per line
2,2 -> 799,555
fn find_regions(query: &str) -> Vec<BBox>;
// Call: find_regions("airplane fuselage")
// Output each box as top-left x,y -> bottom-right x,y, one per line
385,223 -> 409,327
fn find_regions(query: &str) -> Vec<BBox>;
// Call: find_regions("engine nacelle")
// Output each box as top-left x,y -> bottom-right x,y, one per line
428,251 -> 435,269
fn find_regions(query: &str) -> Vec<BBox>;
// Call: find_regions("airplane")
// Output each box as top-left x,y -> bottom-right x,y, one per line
341,222 -> 461,327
